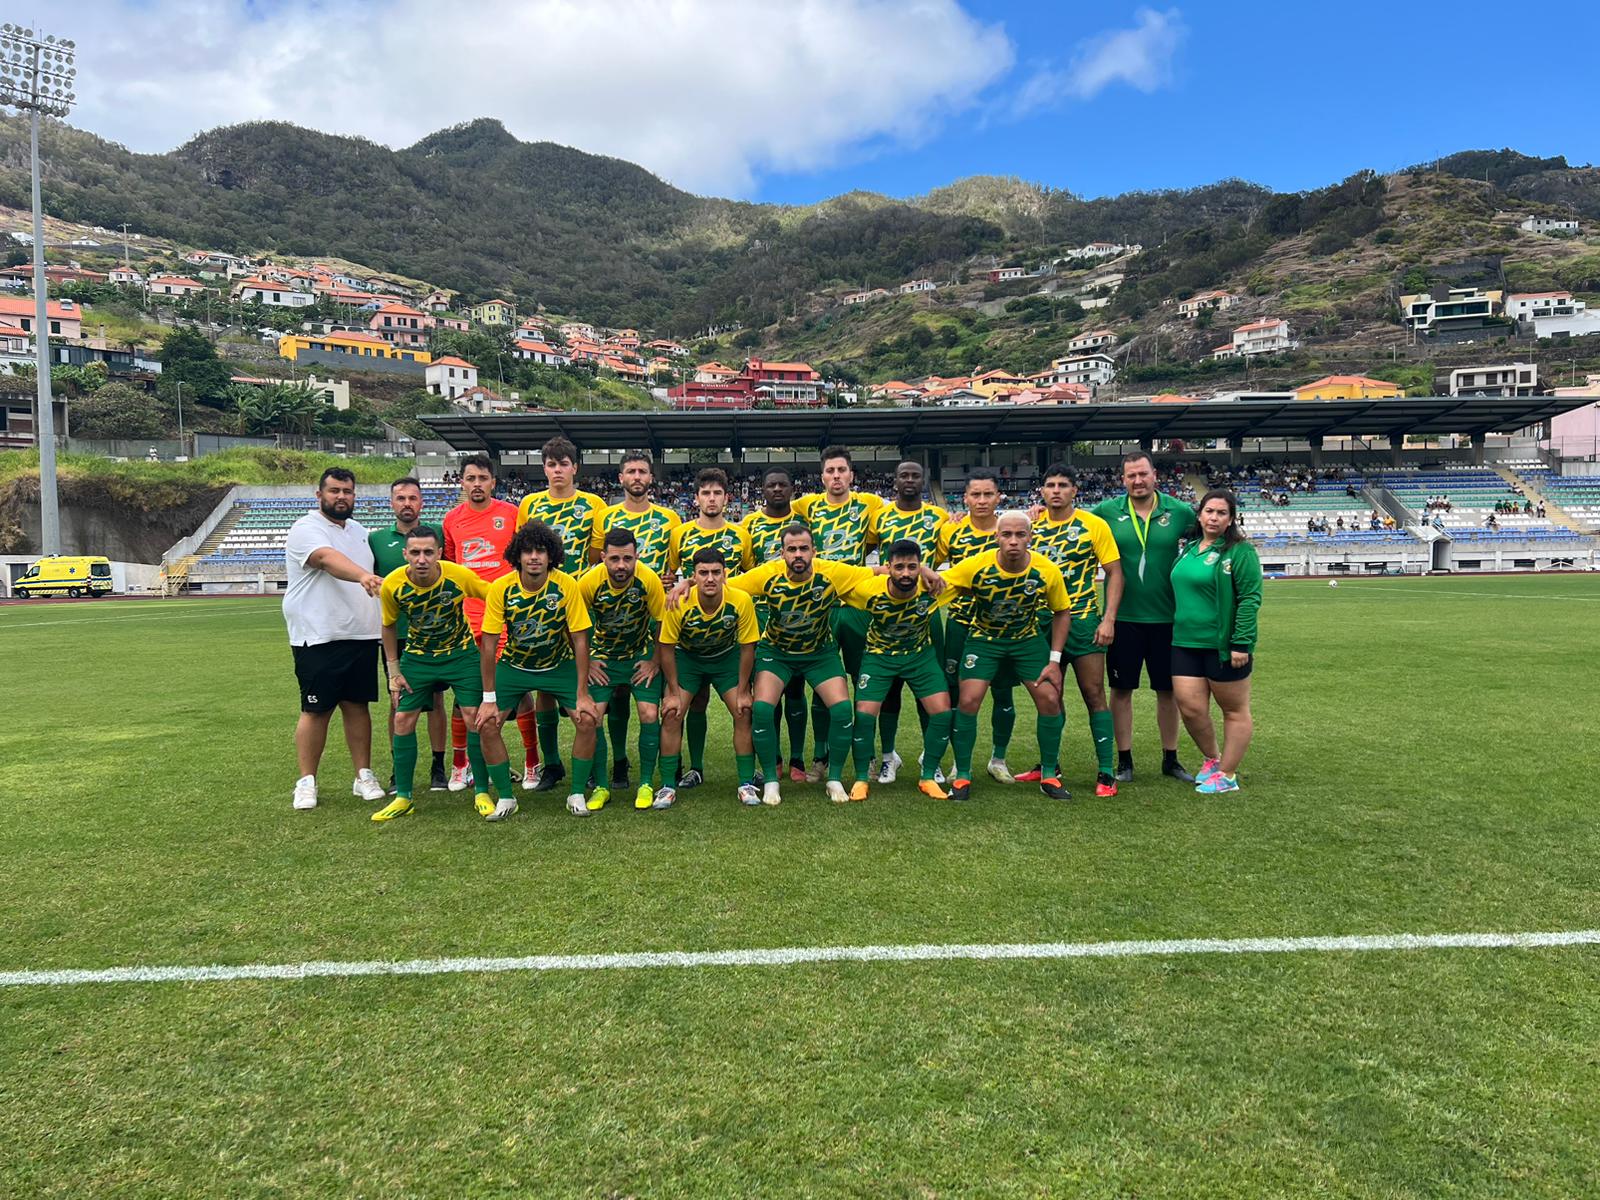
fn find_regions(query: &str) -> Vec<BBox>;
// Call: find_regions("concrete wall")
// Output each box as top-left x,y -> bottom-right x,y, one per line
293,349 -> 426,377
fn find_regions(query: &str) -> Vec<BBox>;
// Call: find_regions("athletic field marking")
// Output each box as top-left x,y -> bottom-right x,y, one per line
0,606 -> 280,631
4,928 -> 1596,990
1273,584 -> 1600,602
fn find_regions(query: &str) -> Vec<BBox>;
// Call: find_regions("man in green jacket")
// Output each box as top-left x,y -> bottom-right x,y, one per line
1091,452 -> 1199,784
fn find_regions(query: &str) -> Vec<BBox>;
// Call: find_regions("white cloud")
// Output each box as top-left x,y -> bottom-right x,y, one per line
1009,7 -> 1184,117
56,0 -> 1015,196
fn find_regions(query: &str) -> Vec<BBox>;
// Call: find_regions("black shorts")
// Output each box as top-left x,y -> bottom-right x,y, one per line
1170,644 -> 1253,683
1106,621 -> 1174,692
292,639 -> 379,713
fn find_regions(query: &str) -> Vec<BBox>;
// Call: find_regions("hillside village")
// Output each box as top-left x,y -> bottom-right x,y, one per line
5,139 -> 1600,448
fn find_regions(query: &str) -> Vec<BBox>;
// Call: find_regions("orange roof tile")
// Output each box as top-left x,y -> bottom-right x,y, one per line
430,356 -> 477,370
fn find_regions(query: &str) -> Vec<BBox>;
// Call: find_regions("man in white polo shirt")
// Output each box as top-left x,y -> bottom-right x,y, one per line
283,467 -> 387,811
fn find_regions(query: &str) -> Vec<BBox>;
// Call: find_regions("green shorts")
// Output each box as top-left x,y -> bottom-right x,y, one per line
1066,612 -> 1106,660
755,643 -> 847,691
397,648 -> 482,713
592,655 -> 664,705
676,646 -> 745,699
958,633 -> 1050,684
856,645 -> 948,704
494,657 -> 581,716
832,605 -> 869,675
944,620 -> 1018,691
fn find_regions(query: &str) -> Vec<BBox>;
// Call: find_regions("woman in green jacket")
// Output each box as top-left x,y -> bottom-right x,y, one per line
1169,490 -> 1261,794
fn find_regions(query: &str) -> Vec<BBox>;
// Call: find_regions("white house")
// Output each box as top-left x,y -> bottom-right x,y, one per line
1506,291 -> 1584,322
1043,353 -> 1116,390
1067,328 -> 1116,353
1177,290 -> 1238,318
1533,312 -> 1600,340
559,322 -> 596,343
1448,362 -> 1538,397
147,275 -> 206,298
426,356 -> 479,401
108,266 -> 143,286
232,278 -> 315,308
1399,287 -> 1502,334
512,338 -> 570,366
899,279 -> 937,294
1209,342 -> 1241,361
1229,318 -> 1297,356
1520,216 -> 1580,235
843,288 -> 890,305
453,385 -> 517,414
1072,241 -> 1141,260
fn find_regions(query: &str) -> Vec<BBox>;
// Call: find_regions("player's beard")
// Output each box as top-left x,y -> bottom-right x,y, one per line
320,498 -> 354,521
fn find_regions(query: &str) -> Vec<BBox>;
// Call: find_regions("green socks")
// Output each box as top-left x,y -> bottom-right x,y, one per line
878,691 -> 901,759
639,721 -> 661,787
1089,709 -> 1115,775
991,688 -> 1016,759
852,708 -> 877,780
590,723 -> 609,788
607,697 -> 630,769
487,757 -> 515,798
570,753 -> 594,798
811,691 -> 829,762
686,708 -> 707,772
736,752 -> 756,786
465,731 -> 489,797
392,730 -> 418,798
782,681 -> 808,764
536,709 -> 563,771
825,701 -> 854,783
752,700 -> 779,779
1036,711 -> 1065,779
951,709 -> 978,779
922,710 -> 953,779
660,753 -> 681,790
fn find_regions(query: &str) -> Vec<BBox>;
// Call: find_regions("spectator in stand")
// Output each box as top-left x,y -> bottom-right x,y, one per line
1370,511 -> 1383,531
1485,514 -> 1499,531
1537,501 -> 1547,519
1335,516 -> 1345,531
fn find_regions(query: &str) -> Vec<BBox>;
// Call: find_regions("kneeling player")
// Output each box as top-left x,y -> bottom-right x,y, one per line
375,526 -> 492,822
941,512 -> 1072,802
475,521 -> 600,819
844,539 -> 954,801
657,548 -> 760,809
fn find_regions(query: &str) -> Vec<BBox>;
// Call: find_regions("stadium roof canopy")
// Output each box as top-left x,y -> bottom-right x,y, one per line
420,396 -> 1590,455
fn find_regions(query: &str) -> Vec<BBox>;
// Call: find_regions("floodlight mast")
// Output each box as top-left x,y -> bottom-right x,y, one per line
0,25 -> 77,556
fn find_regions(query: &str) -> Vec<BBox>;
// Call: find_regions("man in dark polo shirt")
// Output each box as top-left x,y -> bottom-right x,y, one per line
370,476 -> 448,793
1091,451 -> 1200,784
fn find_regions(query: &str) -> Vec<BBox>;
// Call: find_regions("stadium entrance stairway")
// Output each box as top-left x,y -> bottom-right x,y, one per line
1501,465 -> 1592,535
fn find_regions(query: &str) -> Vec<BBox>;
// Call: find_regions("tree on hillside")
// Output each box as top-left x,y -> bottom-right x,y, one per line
158,327 -> 232,405
67,382 -> 166,439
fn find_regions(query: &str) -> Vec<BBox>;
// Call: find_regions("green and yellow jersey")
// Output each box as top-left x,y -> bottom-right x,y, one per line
728,558 -> 875,656
575,562 -> 666,662
380,561 -> 489,656
480,569 -> 591,672
1031,509 -> 1120,617
590,502 -> 681,575
659,588 -> 760,658
869,502 -> 950,566
517,488 -> 607,568
935,515 -> 997,627
941,550 -> 1070,642
668,519 -> 754,576
843,575 -> 951,656
742,507 -> 800,563
791,491 -> 884,565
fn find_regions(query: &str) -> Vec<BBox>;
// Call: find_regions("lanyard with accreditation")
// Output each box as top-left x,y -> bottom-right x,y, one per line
1127,496 -> 1155,582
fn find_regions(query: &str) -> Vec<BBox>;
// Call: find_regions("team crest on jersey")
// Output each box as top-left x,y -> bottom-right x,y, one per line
1023,580 -> 1039,595
1065,524 -> 1082,539
1205,551 -> 1220,565
1222,559 -> 1233,574
494,517 -> 506,530
1157,513 -> 1171,527
721,612 -> 735,625
963,653 -> 978,669
545,594 -> 561,609
858,674 -> 871,688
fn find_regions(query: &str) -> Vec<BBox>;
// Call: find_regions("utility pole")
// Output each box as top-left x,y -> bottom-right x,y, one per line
120,222 -> 131,271
0,25 -> 76,555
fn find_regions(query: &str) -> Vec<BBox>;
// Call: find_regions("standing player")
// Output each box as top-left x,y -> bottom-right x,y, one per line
865,459 -> 949,783
666,467 -> 754,789
741,467 -> 809,782
1026,464 -> 1124,796
369,476 -> 449,793
475,521 -> 600,820
372,527 -> 491,822
441,454 -> 529,791
576,528 -> 667,811
936,468 -> 1020,783
516,436 -> 607,796
1091,451 -> 1200,783
941,511 -> 1072,803
791,446 -> 884,781
589,450 -> 681,790
843,540 -> 954,802
657,547 -> 761,809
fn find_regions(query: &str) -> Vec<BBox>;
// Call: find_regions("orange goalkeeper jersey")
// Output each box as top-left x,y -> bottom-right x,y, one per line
442,499 -> 519,582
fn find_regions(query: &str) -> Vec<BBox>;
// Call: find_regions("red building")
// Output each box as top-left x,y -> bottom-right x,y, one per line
668,358 -> 823,409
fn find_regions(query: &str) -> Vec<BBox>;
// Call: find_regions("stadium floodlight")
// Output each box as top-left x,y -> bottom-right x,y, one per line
0,25 -> 75,556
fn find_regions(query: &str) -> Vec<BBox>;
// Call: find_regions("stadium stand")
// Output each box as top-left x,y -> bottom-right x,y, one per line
1518,467 -> 1600,532
1370,467 -> 1553,531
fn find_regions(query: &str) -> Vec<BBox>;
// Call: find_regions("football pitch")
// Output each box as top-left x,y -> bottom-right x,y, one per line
4,574 -> 1600,1197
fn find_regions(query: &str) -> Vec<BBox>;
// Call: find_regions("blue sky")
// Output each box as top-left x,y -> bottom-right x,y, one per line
752,0 -> 1600,203
62,1 -> 1600,202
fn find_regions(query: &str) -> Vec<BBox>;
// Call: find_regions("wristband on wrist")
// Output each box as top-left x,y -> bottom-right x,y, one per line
480,690 -> 497,704
1048,650 -> 1063,664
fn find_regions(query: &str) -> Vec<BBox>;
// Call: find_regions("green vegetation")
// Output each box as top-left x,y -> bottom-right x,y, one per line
3,576 -> 1600,1194
0,447 -> 404,492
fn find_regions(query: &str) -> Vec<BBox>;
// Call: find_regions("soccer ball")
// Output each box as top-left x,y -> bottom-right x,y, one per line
1328,580 -> 1339,588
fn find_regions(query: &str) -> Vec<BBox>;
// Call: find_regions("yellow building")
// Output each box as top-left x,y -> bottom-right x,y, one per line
968,369 -> 1031,399
278,331 -> 433,365
469,299 -> 516,327
1294,374 -> 1402,401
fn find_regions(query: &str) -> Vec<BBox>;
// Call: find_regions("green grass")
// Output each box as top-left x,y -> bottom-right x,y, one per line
0,447 -> 408,491
3,575 -> 1600,1196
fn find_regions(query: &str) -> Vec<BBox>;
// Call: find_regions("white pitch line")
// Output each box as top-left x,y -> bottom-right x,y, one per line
4,928 -> 1597,990
0,606 -> 280,631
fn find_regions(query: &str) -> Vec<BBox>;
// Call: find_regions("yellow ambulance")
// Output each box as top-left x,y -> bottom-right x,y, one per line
12,555 -> 114,598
